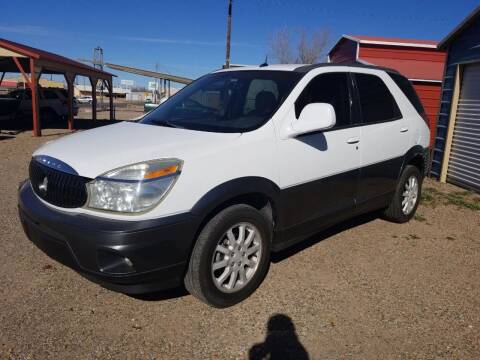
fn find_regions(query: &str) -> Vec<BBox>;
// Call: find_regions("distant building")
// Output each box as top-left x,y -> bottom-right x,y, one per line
328,35 -> 446,146
0,76 -> 65,94
74,84 -> 130,98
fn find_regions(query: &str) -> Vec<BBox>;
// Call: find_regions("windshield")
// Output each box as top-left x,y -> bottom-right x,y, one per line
140,70 -> 302,133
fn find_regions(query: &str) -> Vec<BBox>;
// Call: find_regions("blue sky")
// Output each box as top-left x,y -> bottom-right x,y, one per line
1,0 -> 478,87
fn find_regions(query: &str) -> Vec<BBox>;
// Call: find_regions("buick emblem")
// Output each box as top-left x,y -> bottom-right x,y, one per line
38,176 -> 48,194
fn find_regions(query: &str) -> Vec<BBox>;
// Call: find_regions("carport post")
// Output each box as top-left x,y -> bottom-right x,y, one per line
29,58 -> 41,137
107,78 -> 114,120
65,73 -> 75,130
89,77 -> 97,124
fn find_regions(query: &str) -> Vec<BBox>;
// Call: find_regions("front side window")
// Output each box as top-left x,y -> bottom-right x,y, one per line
295,72 -> 351,128
140,70 -> 301,133
353,73 -> 401,124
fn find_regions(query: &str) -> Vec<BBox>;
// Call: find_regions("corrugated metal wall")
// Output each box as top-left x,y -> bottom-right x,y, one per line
359,44 -> 445,63
431,16 -> 480,179
446,62 -> 480,191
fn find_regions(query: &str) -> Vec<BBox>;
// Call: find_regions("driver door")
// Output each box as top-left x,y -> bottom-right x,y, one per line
277,72 -> 361,233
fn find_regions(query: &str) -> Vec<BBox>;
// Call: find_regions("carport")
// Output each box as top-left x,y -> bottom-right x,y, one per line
0,38 -> 115,136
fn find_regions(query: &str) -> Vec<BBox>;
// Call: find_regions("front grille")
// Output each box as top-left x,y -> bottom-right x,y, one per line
29,159 -> 90,208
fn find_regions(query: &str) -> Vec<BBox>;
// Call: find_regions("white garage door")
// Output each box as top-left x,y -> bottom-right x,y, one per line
447,62 -> 480,191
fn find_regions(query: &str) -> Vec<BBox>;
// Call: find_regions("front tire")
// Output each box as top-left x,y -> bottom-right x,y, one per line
184,204 -> 272,308
383,165 -> 423,223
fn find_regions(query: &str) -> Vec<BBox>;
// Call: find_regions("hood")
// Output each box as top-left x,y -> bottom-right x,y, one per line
34,122 -> 241,178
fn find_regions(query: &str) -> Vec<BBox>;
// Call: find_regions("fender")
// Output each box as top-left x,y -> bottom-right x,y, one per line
190,176 -> 281,222
399,145 -> 428,177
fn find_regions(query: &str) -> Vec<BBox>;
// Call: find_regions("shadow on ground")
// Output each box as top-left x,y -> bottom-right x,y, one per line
272,209 -> 382,263
128,286 -> 189,302
128,210 -> 382,303
250,314 -> 309,360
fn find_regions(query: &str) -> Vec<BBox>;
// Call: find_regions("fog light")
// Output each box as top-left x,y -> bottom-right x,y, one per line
98,250 -> 135,275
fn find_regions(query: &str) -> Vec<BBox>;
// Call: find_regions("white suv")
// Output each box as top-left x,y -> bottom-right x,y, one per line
18,64 -> 430,307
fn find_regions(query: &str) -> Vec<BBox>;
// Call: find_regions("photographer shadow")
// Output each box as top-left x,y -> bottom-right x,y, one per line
249,314 -> 309,360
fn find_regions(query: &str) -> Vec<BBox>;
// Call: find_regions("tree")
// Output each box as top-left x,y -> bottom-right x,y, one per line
268,28 -> 294,64
297,28 -> 329,64
269,27 -> 330,64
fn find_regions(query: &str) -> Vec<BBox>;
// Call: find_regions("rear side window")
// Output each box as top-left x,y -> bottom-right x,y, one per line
353,73 -> 401,124
388,72 -> 425,116
295,72 -> 351,128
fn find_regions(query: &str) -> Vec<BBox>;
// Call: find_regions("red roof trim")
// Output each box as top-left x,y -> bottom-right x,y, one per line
346,35 -> 438,46
0,38 -> 114,77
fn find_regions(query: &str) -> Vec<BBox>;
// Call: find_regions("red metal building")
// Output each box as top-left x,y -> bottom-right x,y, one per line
328,35 -> 447,146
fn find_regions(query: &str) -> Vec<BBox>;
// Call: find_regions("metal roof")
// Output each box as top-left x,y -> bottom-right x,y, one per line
0,38 -> 114,78
106,63 -> 193,84
343,35 -> 438,48
438,6 -> 480,49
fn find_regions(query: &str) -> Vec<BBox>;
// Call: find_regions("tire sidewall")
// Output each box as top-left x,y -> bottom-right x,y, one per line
195,206 -> 271,308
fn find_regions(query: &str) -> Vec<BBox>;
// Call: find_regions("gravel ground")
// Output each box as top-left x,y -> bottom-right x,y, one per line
1,129 -> 479,360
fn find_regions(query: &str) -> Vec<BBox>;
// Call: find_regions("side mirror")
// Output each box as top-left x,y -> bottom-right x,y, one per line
289,103 -> 336,137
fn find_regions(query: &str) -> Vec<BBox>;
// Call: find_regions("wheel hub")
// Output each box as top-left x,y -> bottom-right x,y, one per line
211,222 -> 262,293
402,175 -> 419,215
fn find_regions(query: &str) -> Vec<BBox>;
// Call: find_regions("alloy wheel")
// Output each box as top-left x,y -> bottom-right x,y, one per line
211,222 -> 262,293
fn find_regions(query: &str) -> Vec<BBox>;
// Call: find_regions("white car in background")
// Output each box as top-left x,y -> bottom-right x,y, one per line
77,96 -> 93,104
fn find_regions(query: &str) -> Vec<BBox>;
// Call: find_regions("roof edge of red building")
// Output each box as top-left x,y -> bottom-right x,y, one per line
328,35 -> 441,57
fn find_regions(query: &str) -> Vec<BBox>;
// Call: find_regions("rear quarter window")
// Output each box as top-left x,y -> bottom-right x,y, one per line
388,72 -> 425,116
353,73 -> 401,124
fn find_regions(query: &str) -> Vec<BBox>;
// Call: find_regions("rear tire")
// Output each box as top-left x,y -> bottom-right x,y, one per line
383,165 -> 423,223
185,204 -> 271,308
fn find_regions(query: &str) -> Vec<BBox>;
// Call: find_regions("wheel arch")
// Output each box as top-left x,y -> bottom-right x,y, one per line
191,177 -> 281,232
400,145 -> 428,177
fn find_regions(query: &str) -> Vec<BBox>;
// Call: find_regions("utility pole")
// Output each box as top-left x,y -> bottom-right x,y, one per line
154,62 -> 158,103
225,0 -> 233,68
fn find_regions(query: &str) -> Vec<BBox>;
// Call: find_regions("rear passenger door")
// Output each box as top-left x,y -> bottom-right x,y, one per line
352,72 -> 410,205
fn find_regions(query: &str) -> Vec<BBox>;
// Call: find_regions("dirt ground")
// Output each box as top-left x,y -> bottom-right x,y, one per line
1,129 -> 479,360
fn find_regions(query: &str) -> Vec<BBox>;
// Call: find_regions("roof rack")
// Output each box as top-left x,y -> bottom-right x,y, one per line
294,62 -> 401,75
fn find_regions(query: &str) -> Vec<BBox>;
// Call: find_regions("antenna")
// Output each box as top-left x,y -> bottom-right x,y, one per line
260,55 -> 268,67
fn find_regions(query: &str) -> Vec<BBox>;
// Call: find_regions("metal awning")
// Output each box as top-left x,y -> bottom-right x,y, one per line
0,38 -> 116,136
106,63 -> 193,85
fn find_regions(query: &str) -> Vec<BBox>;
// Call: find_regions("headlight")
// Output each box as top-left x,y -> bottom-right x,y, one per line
87,159 -> 182,213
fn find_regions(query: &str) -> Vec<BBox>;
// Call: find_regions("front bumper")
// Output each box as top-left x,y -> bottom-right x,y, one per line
18,181 -> 199,294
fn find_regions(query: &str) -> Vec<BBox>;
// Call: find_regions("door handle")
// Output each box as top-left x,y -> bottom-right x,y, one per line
400,127 -> 409,133
346,137 -> 360,144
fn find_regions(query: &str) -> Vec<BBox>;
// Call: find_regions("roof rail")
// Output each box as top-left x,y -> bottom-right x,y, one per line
294,62 -> 400,75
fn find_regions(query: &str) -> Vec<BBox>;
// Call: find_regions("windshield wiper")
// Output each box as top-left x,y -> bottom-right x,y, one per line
152,119 -> 179,128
